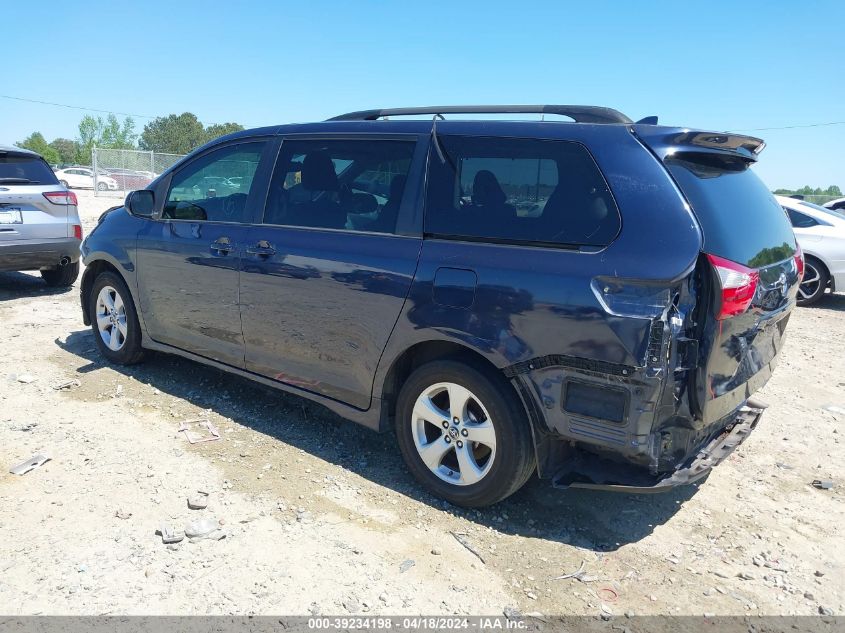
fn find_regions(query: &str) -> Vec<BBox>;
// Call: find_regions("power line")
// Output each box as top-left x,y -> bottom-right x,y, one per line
5,92 -> 844,133
734,121 -> 845,132
0,94 -> 157,119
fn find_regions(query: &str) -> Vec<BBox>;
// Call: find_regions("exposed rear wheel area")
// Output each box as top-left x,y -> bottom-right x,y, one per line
395,360 -> 535,507
797,256 -> 829,306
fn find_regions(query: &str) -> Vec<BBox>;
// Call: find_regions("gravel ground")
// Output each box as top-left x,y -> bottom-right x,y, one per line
0,190 -> 843,617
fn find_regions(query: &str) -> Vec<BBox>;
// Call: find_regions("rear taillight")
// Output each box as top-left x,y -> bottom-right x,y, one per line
794,244 -> 805,280
43,190 -> 78,206
72,224 -> 83,240
706,253 -> 759,320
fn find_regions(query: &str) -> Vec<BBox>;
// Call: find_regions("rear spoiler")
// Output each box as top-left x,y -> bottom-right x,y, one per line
632,125 -> 766,162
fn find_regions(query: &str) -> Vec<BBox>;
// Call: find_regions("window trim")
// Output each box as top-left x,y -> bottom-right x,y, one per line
257,134 -> 427,237
154,137 -> 278,225
420,134 -> 622,251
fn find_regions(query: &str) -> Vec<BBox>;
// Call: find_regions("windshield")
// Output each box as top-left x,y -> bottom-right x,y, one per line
799,200 -> 845,219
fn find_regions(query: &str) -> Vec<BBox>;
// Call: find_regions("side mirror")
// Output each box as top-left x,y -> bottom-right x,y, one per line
126,190 -> 155,218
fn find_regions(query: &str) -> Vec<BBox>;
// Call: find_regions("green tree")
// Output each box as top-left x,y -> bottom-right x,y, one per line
48,138 -> 79,165
100,114 -> 137,149
76,114 -> 137,163
139,112 -> 207,154
205,122 -> 245,142
825,185 -> 842,197
16,132 -> 60,164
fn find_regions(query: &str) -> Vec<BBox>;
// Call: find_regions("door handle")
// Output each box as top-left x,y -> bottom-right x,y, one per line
210,237 -> 233,255
246,240 -> 276,258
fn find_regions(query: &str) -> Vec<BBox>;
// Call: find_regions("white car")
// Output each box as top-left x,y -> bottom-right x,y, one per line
776,195 -> 845,305
823,196 -> 845,214
54,167 -> 119,191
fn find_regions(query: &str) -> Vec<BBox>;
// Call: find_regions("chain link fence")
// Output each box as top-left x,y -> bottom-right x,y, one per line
92,148 -> 185,196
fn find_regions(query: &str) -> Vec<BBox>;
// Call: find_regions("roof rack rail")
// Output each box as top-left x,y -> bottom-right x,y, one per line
327,105 -> 633,124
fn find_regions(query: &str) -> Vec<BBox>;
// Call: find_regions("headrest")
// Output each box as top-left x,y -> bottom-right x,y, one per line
471,170 -> 506,207
301,151 -> 338,191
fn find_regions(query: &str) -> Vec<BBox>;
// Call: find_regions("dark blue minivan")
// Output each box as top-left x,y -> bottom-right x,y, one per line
80,105 -> 802,507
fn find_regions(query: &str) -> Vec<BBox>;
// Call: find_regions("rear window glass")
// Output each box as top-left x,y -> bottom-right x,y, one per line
425,136 -> 620,248
0,152 -> 59,185
665,153 -> 796,268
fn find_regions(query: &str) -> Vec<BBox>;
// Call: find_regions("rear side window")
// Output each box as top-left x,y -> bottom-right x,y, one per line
425,136 -> 620,248
665,154 -> 796,268
786,208 -> 818,228
0,152 -> 59,185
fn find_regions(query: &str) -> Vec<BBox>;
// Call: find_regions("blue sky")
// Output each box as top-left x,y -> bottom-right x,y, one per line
3,1 -> 843,189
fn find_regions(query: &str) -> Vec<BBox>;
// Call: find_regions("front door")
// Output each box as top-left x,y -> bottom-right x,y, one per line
238,136 -> 424,409
136,140 -> 271,367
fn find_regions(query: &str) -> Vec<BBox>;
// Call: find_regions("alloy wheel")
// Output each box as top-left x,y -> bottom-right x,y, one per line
410,382 -> 497,486
95,285 -> 127,351
798,261 -> 822,301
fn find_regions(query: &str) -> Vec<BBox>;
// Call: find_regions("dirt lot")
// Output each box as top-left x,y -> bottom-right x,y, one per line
0,190 -> 843,617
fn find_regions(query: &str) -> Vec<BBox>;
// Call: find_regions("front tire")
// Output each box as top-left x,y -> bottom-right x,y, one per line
41,261 -> 79,287
395,360 -> 535,507
89,271 -> 146,364
797,257 -> 829,306
96,182 -> 108,191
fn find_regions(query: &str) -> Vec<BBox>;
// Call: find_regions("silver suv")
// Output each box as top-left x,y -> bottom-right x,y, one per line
0,146 -> 82,287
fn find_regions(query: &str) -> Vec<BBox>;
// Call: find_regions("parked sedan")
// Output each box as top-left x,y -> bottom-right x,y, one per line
777,195 -> 845,305
54,167 -> 119,191
823,197 -> 845,214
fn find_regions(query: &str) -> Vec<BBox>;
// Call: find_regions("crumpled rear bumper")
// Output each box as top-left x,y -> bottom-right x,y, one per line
552,399 -> 766,493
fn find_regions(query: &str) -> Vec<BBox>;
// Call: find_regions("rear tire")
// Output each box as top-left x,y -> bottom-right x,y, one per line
797,256 -> 829,306
395,360 -> 535,507
41,261 -> 79,287
89,271 -> 146,365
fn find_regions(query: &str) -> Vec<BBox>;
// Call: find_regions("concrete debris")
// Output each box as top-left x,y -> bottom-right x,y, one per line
157,524 -> 184,545
53,379 -> 80,390
184,517 -> 219,539
187,492 -> 209,510
178,419 -> 221,444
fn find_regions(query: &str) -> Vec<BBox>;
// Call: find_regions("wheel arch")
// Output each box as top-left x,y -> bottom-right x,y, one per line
80,257 -> 136,326
379,341 -> 506,424
379,339 -> 549,455
802,251 -> 833,290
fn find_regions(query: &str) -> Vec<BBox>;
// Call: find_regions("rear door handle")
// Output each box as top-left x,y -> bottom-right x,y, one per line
246,240 -> 276,258
210,237 -> 234,255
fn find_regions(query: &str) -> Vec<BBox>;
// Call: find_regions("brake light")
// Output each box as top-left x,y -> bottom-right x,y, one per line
72,224 -> 83,240
794,244 -> 805,280
706,253 -> 759,320
43,190 -> 78,206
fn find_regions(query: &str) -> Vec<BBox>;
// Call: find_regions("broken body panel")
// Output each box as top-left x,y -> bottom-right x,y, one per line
508,126 -> 799,488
